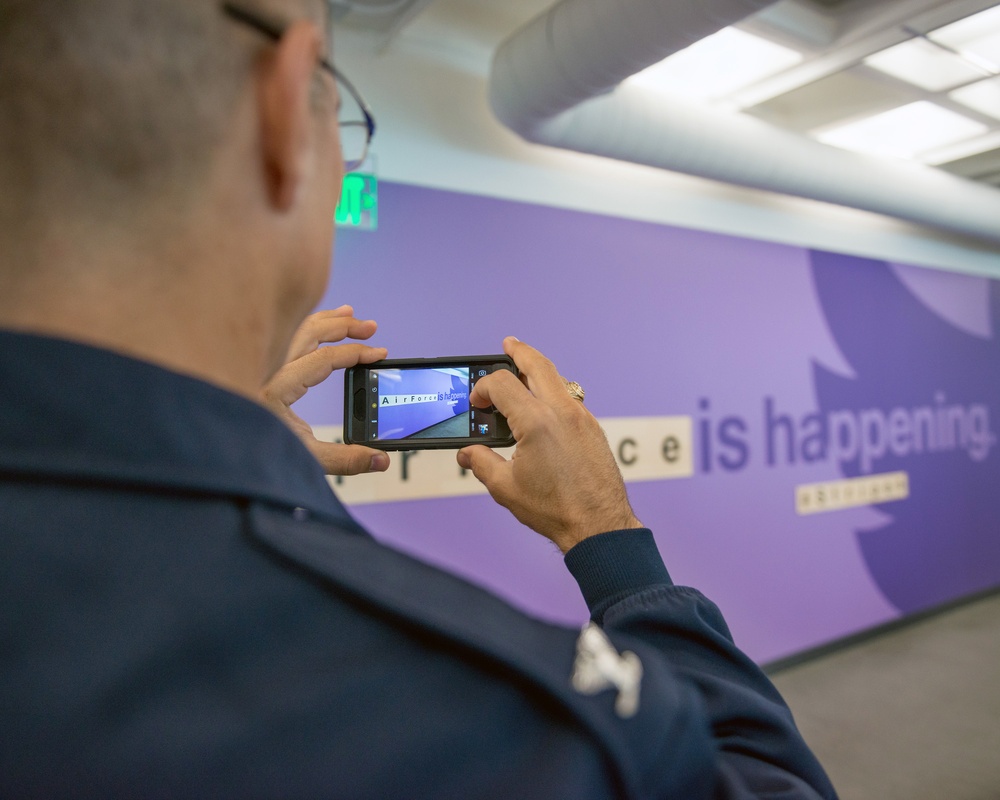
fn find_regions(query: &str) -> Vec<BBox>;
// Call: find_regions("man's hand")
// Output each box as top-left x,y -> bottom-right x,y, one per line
260,306 -> 390,475
457,338 -> 642,553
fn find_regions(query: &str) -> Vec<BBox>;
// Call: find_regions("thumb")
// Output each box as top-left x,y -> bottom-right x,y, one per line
310,441 -> 390,476
458,446 -> 511,498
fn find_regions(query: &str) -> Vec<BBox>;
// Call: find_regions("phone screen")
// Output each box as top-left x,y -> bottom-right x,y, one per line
373,366 -> 485,441
346,358 -> 514,449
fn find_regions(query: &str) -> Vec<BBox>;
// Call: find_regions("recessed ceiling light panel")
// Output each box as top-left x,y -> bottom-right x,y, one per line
814,101 -> 989,160
864,38 -> 988,91
950,75 -> 1000,120
626,27 -> 802,102
922,129 -> 1000,166
932,4 -> 1000,70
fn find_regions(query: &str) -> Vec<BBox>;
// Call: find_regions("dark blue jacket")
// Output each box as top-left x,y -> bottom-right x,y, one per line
0,331 -> 837,799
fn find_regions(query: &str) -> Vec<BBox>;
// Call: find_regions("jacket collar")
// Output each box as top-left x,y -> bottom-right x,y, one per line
0,329 -> 355,526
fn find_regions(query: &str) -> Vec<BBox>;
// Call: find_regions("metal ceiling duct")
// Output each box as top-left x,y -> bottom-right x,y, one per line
488,0 -> 1000,246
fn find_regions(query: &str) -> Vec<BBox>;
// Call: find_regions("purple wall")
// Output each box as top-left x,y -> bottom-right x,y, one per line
297,181 -> 1000,664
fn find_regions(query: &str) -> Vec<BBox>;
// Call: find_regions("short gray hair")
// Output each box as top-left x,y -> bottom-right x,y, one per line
0,0 -> 327,224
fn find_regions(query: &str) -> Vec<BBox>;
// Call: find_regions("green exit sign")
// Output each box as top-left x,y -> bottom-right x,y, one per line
336,172 -> 377,230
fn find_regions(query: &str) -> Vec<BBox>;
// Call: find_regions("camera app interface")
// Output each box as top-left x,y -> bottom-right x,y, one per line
371,366 -> 498,441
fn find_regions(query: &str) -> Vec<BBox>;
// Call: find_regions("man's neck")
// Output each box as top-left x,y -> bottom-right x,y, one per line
0,243 -> 281,399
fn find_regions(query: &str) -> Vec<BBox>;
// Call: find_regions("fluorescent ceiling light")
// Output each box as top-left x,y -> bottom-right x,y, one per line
950,75 -> 1000,120
814,101 -> 988,160
626,27 -> 802,101
864,37 -> 988,91
931,4 -> 1000,70
922,129 -> 1000,165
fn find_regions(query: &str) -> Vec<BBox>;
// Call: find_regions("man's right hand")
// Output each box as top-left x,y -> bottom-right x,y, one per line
260,307 -> 390,476
457,337 -> 642,553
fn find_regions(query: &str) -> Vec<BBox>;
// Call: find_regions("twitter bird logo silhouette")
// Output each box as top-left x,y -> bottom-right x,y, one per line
811,249 -> 1000,615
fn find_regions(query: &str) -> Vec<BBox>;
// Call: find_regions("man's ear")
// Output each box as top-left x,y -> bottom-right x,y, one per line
257,21 -> 323,211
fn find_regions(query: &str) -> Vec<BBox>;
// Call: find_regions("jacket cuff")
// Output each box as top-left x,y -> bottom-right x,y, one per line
563,529 -> 672,623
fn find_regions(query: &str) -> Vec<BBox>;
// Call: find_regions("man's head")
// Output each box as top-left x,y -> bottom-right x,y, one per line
0,1 -> 337,222
0,0 -> 351,391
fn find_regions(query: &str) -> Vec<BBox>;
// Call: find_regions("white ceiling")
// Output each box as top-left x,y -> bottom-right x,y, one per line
331,0 -> 1000,188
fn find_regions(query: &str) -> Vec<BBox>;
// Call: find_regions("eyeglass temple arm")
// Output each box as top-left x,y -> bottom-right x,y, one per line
222,2 -> 375,139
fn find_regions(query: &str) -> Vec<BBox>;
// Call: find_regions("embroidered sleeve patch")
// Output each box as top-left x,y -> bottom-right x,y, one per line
571,623 -> 643,719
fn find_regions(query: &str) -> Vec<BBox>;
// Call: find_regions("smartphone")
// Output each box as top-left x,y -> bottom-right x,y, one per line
344,355 -> 517,451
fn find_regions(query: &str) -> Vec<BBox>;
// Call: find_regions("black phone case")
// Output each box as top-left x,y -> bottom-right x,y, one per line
344,355 -> 517,451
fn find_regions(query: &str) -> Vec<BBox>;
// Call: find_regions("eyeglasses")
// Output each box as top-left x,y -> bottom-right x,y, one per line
222,2 -> 376,171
